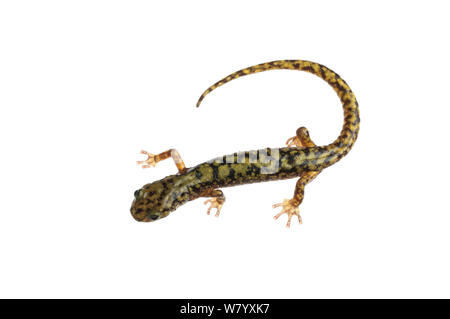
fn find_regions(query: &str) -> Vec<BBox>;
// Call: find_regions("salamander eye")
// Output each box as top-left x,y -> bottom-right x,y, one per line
149,214 -> 159,221
134,190 -> 140,198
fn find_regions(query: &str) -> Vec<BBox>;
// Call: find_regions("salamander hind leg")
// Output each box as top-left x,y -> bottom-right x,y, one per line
201,189 -> 226,217
286,127 -> 316,148
137,149 -> 186,173
273,171 -> 320,227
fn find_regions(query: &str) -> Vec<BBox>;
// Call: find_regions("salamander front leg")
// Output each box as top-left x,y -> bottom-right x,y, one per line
137,149 -> 186,173
273,171 -> 320,227
201,189 -> 226,217
286,127 -> 316,148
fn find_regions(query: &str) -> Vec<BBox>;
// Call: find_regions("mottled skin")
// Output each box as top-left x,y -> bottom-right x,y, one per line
131,60 -> 360,226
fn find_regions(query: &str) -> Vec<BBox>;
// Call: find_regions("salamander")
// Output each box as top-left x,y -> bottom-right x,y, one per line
130,60 -> 360,227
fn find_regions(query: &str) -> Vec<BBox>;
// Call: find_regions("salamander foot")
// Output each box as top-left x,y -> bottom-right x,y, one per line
137,150 -> 157,168
204,198 -> 224,217
286,136 -> 303,148
273,199 -> 302,227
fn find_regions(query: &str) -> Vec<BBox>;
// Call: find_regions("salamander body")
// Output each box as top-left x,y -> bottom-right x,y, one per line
131,60 -> 360,227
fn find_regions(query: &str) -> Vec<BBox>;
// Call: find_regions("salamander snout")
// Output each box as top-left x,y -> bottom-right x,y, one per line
130,186 -> 170,222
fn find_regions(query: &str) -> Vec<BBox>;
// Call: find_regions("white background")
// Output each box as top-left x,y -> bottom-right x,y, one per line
0,1 -> 449,298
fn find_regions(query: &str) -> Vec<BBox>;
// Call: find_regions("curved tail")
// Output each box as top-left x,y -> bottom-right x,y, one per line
196,60 -> 360,159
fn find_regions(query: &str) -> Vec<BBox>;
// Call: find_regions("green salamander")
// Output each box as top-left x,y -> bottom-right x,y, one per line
131,60 -> 360,227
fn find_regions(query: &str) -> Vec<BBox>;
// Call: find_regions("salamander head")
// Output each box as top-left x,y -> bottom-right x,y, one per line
130,176 -> 190,222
